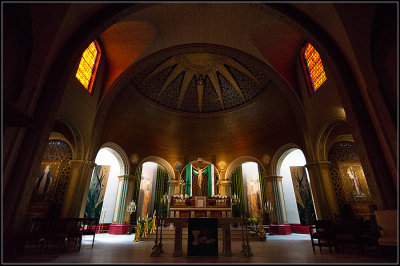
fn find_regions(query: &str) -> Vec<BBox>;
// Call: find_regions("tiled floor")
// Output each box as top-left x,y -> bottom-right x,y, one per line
5,233 -> 398,264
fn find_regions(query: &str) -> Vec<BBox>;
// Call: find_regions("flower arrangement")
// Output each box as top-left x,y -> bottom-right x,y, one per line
248,217 -> 258,225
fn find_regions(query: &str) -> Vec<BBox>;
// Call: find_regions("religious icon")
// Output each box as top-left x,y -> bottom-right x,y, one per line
35,165 -> 51,196
33,161 -> 61,199
193,164 -> 208,190
347,166 -> 365,197
338,161 -> 370,201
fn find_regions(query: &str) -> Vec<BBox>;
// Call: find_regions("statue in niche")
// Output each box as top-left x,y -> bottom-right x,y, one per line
185,158 -> 215,197
191,159 -> 210,196
34,165 -> 51,197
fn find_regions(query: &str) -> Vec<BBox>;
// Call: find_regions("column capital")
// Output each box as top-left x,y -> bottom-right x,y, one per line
263,175 -> 283,181
68,160 -> 96,168
219,180 -> 231,184
305,161 -> 332,168
117,174 -> 135,181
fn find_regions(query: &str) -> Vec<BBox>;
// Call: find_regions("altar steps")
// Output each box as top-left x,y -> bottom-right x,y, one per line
138,227 -> 265,242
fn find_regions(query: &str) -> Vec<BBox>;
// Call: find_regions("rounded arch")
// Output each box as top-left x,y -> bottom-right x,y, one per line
332,134 -> 354,144
271,143 -> 302,176
138,156 -> 175,180
53,118 -> 84,159
179,159 -> 221,181
98,142 -> 130,175
49,132 -> 76,159
316,118 -> 348,161
225,156 -> 265,180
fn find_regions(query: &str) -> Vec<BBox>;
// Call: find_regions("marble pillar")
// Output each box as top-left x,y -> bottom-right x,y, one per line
263,175 -> 287,224
306,161 -> 339,221
62,160 -> 96,218
109,174 -> 135,234
171,179 -> 182,196
219,180 -> 231,196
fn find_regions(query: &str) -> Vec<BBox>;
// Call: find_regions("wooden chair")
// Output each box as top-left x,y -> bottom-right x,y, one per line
334,214 -> 377,254
374,210 -> 397,246
66,218 -> 84,250
81,218 -> 97,247
333,214 -> 357,253
44,218 -> 68,253
19,217 -> 47,255
309,220 -> 335,253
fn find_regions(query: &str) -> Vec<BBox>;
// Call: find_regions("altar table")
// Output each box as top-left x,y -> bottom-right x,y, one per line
163,217 -> 243,257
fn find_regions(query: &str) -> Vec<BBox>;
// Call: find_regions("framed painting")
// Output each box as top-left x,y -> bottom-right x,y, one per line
337,161 -> 371,202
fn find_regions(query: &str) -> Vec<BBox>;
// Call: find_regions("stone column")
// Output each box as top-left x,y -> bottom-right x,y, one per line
173,221 -> 183,257
61,160 -> 96,218
219,180 -> 231,196
263,175 -> 287,224
306,161 -> 339,221
109,174 -> 135,234
171,180 -> 182,195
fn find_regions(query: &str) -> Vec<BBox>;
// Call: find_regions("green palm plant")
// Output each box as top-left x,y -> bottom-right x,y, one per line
84,168 -> 106,224
293,170 -> 316,225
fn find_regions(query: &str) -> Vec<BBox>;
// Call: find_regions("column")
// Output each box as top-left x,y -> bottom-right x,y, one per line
62,160 -> 96,218
263,175 -> 287,224
221,222 -> 233,256
173,222 -> 183,257
219,180 -> 231,196
171,180 -> 182,195
306,161 -> 339,221
109,174 -> 135,234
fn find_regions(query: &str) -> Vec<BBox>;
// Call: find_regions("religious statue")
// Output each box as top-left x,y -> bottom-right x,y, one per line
184,158 -> 215,197
193,165 -> 208,191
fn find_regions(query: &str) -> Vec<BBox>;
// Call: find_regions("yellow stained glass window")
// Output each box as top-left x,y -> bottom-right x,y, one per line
76,41 -> 99,93
304,43 -> 327,92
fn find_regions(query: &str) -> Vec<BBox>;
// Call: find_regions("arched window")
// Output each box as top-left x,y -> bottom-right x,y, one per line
302,43 -> 327,94
76,41 -> 101,94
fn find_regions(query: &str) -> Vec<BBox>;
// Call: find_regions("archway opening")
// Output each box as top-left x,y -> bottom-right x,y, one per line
230,161 -> 265,219
84,148 -> 123,232
279,149 -> 316,226
135,162 -> 170,221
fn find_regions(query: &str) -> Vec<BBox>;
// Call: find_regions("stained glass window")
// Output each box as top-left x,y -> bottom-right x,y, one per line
303,43 -> 327,92
76,41 -> 100,93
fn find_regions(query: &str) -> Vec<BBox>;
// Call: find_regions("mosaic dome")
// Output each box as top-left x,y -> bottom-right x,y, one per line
131,47 -> 272,113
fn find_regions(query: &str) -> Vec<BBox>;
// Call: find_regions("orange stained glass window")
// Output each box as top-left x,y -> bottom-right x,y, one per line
76,41 -> 100,93
303,43 -> 327,92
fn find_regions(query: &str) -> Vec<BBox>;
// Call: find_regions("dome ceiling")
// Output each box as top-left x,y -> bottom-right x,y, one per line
130,46 -> 273,113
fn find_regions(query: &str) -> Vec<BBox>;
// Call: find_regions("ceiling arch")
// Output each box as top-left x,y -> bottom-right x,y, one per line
130,44 -> 274,113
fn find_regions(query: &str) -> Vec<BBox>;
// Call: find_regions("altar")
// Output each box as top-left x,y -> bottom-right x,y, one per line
170,195 -> 232,218
170,159 -> 232,218
163,217 -> 245,257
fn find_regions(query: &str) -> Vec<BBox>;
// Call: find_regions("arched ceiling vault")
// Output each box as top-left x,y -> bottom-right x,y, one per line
87,2 -> 329,161
98,3 -> 307,101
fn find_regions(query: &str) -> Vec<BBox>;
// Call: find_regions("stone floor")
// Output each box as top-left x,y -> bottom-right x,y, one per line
5,233 -> 398,264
